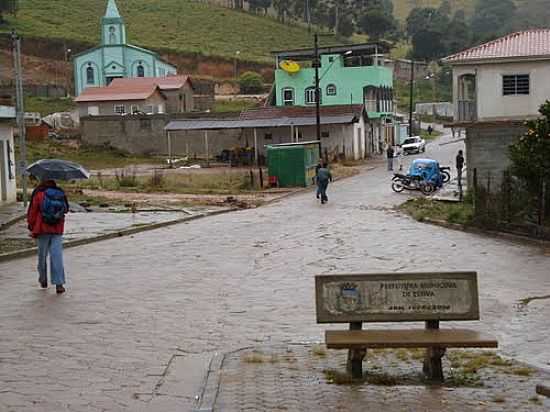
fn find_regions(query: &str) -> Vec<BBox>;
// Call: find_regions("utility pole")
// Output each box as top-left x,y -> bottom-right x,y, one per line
314,33 -> 322,159
12,30 -> 28,207
408,59 -> 415,137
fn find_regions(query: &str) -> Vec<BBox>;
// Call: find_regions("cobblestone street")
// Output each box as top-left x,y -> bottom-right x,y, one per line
1,135 -> 549,411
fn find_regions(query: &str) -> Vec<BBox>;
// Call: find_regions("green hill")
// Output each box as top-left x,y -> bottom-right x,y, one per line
392,0 -> 474,22
1,0 -> 333,63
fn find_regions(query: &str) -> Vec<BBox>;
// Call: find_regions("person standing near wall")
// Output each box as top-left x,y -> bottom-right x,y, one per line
456,150 -> 465,186
27,179 -> 69,294
386,145 -> 395,171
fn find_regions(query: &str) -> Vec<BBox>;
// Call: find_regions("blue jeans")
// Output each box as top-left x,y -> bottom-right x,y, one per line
318,180 -> 329,202
37,235 -> 66,286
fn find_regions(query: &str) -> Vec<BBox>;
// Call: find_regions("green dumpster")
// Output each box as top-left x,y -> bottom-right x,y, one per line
267,141 -> 320,188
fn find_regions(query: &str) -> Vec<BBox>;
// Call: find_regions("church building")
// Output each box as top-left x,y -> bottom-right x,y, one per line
73,0 -> 177,96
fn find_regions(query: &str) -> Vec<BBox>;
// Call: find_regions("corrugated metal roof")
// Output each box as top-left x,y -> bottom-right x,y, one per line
165,114 -> 357,131
109,76 -> 192,91
444,29 -> 550,63
241,104 -> 364,120
0,105 -> 16,119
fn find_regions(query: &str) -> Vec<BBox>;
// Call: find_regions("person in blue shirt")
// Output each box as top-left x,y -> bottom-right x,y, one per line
317,161 -> 333,204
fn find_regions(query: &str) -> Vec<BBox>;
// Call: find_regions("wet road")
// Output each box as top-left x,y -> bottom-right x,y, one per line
1,134 -> 549,411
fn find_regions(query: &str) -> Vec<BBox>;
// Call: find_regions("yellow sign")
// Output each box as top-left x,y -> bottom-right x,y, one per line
279,60 -> 301,74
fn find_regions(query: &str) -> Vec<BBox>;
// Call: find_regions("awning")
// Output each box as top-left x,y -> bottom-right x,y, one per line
165,114 -> 357,132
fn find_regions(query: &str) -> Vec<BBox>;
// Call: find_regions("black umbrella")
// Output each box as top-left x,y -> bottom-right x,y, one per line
26,159 -> 90,181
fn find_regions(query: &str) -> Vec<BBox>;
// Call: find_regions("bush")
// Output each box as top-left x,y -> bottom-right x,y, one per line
238,71 -> 264,94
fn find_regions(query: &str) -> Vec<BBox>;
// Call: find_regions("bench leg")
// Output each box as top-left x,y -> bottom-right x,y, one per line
423,347 -> 446,382
347,348 -> 367,379
346,322 -> 366,379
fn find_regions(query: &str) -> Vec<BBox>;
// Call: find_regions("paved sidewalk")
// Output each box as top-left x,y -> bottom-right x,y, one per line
200,345 -> 550,411
0,202 -> 26,230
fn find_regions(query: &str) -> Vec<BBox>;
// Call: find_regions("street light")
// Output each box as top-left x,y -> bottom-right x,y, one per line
65,47 -> 72,97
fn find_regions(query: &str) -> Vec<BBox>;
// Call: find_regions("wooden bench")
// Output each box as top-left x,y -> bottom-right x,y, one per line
315,272 -> 498,382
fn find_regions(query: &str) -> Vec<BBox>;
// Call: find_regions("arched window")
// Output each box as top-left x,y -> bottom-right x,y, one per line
86,65 -> 95,85
109,26 -> 116,44
137,64 -> 145,77
326,84 -> 337,96
305,87 -> 320,105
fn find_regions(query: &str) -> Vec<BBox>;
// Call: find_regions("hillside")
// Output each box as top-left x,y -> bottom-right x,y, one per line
0,0 -> 334,64
392,0 -> 474,22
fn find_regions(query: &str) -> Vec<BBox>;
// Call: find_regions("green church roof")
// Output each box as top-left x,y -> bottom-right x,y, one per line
105,0 -> 121,18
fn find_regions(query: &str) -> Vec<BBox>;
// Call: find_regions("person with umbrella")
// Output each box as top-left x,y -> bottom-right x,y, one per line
26,159 -> 90,294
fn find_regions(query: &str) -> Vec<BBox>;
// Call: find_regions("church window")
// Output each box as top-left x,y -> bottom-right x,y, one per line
109,26 -> 117,44
86,65 -> 95,85
137,64 -> 145,77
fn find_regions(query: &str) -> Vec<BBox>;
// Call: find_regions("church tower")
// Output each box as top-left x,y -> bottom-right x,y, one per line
101,0 -> 127,46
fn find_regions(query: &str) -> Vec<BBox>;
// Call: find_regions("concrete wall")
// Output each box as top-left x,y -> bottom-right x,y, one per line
465,123 -> 526,189
162,85 -> 194,113
416,102 -> 453,118
453,60 -> 550,122
0,123 -> 17,204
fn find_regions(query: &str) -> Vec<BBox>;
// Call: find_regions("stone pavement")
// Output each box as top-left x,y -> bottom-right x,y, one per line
1,133 -> 549,411
202,345 -> 550,411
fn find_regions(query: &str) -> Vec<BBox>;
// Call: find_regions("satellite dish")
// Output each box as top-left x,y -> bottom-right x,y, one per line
280,60 -> 301,74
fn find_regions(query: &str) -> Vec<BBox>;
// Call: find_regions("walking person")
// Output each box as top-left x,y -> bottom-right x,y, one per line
386,145 -> 395,171
456,149 -> 465,186
315,159 -> 323,199
427,125 -> 434,136
27,178 -> 69,294
317,161 -> 332,204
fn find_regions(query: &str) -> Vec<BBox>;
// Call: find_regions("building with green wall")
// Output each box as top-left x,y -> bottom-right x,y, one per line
273,44 -> 394,120
73,0 -> 176,96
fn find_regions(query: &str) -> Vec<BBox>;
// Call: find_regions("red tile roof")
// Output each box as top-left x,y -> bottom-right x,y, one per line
75,84 -> 161,102
444,30 -> 550,63
109,75 -> 192,90
240,104 -> 364,120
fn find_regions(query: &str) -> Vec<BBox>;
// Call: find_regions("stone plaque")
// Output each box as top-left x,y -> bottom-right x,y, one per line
315,272 -> 479,323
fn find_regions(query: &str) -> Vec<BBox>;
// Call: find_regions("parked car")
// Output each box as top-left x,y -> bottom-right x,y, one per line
401,136 -> 426,155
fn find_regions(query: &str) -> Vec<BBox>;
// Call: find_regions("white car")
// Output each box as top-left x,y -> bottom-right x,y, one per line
401,136 -> 426,155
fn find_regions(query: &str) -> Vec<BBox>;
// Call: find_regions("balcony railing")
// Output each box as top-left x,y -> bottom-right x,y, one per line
457,100 -> 477,122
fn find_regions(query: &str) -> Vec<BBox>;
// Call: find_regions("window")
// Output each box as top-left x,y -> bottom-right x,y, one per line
88,106 -> 99,116
503,74 -> 530,95
114,104 -> 126,115
143,105 -> 154,114
109,26 -> 116,44
137,64 -> 145,77
321,131 -> 330,138
131,105 -> 140,114
86,65 -> 94,85
282,88 -> 294,106
305,87 -> 321,105
264,133 -> 273,140
326,84 -> 337,96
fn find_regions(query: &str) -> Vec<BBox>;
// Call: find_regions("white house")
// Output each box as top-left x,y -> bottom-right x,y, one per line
443,29 -> 550,186
0,106 -> 17,205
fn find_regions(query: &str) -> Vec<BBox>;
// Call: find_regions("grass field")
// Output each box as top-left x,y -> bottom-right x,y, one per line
1,0 -> 338,63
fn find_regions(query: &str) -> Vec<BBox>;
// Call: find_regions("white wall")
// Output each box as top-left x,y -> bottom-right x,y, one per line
453,59 -> 550,121
0,123 -> 17,204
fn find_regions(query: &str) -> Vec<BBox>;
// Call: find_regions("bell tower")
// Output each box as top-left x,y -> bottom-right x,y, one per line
101,0 -> 127,46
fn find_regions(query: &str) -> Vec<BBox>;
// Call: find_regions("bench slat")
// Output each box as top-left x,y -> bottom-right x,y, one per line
326,329 -> 498,349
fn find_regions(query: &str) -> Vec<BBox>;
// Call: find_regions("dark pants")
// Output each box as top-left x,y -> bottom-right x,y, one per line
457,168 -> 463,186
318,180 -> 329,203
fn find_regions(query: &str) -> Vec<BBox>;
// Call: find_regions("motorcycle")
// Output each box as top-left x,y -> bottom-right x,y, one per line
392,173 -> 435,195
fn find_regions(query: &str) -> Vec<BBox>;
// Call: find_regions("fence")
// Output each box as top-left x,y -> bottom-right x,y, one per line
472,168 -> 550,239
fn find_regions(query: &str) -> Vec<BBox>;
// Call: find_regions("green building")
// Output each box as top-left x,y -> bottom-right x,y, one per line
273,44 -> 394,120
73,0 -> 176,96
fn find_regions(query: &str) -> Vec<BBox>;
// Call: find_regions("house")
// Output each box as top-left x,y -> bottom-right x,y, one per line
75,82 -> 166,117
109,76 -> 194,113
0,106 -> 17,205
443,29 -> 550,187
272,43 -> 394,151
73,0 -> 176,96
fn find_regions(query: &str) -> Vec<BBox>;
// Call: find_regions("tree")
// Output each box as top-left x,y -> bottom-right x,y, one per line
406,8 -> 450,60
249,0 -> 271,14
239,72 -> 264,94
509,101 -> 550,195
444,10 -> 471,54
358,8 -> 396,41
0,0 -> 17,23
437,0 -> 452,17
470,0 -> 516,43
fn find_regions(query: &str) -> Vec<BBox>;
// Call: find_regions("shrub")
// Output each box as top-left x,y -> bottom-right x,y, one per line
238,71 -> 264,94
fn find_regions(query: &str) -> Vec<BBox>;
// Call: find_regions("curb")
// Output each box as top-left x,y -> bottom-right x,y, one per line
0,208 -> 237,263
0,214 -> 25,232
421,217 -> 550,248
